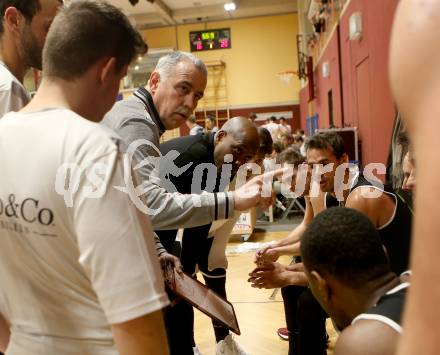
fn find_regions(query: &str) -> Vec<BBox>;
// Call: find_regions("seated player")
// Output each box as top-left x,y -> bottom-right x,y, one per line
301,207 -> 409,355
250,131 -> 412,355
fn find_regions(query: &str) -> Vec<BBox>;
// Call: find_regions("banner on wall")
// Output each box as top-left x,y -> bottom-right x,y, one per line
306,114 -> 319,136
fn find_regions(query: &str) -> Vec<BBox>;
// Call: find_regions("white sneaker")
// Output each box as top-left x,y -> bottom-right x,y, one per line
193,345 -> 203,355
215,334 -> 249,355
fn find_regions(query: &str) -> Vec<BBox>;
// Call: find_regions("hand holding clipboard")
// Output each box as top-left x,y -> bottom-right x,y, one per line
164,264 -> 241,335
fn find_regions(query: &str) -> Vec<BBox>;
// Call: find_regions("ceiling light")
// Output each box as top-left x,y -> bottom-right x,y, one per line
224,2 -> 236,12
134,65 -> 140,71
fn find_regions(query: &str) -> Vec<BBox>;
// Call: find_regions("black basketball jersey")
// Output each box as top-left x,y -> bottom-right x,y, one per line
325,174 -> 373,208
325,174 -> 412,274
352,282 -> 409,334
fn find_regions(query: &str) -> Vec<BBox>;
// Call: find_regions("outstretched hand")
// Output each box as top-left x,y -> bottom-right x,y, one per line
234,168 -> 288,211
248,261 -> 308,289
254,244 -> 280,265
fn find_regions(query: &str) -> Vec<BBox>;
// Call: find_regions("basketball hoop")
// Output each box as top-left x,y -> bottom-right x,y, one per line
277,70 -> 296,85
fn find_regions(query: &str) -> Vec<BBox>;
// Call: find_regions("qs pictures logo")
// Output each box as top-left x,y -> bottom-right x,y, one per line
0,194 -> 55,226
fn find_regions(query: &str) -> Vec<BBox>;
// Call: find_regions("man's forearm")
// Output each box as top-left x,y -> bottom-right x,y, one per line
0,312 -> 9,352
286,270 -> 308,287
272,241 -> 301,257
276,223 -> 306,248
132,142 -> 234,230
142,181 -> 234,230
111,310 -> 169,355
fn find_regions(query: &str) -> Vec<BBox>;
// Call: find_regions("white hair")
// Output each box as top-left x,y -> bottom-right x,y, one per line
154,51 -> 207,82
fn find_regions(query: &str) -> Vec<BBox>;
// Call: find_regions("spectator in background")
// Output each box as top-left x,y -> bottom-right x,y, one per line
279,117 -> 292,135
186,115 -> 204,135
296,129 -> 306,140
254,127 -> 274,167
293,134 -> 305,155
281,133 -> 295,149
402,150 -> 415,194
205,114 -> 218,134
272,141 -> 285,159
0,0 -> 61,117
262,117 -> 270,128
265,116 -> 281,142
295,129 -> 307,156
396,131 -> 415,195
248,112 -> 257,122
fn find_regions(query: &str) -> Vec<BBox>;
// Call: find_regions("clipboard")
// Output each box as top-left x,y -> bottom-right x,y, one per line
164,264 -> 241,335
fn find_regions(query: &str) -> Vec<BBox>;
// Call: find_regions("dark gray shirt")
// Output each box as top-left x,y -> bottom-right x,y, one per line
102,88 -> 234,233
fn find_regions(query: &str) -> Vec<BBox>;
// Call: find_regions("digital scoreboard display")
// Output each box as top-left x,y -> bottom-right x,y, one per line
190,28 -> 231,52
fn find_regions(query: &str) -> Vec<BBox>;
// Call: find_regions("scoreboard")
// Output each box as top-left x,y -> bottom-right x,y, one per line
190,28 -> 231,52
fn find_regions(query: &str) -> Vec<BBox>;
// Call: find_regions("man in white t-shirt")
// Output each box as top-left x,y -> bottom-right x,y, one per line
265,116 -> 281,142
278,117 -> 292,135
0,0 -> 60,117
186,115 -> 204,135
0,2 -> 169,354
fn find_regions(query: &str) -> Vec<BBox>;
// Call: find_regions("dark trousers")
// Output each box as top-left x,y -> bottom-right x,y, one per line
181,228 -> 230,343
161,228 -> 229,354
164,273 -> 228,355
164,299 -> 194,355
282,286 -> 328,355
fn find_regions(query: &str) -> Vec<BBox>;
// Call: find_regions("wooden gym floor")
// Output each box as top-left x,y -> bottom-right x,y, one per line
193,230 -> 338,355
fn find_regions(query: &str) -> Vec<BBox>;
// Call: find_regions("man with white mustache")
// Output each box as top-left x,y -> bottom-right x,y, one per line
102,51 -> 273,264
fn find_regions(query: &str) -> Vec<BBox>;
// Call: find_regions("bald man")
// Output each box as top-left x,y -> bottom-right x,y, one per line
0,0 -> 61,117
157,116 -> 258,355
389,1 -> 440,354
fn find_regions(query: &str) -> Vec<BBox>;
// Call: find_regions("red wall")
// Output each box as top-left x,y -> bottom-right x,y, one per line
302,0 -> 399,166
339,0 -> 398,165
299,84 -> 309,131
313,27 -> 344,129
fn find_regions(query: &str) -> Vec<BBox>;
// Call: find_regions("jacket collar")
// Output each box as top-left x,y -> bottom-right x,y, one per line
133,87 -> 166,136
